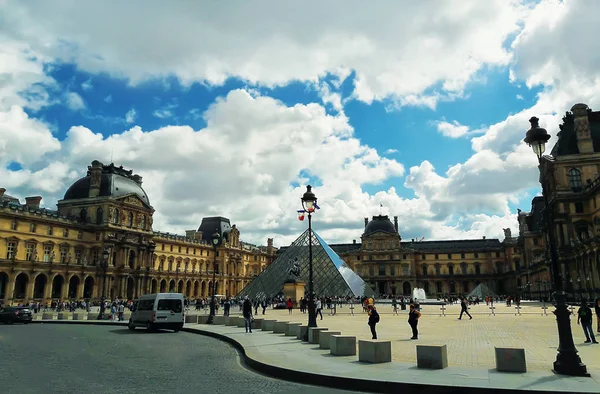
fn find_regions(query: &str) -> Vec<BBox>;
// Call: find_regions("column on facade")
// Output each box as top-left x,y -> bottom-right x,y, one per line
25,274 -> 35,302
61,277 -> 69,300
77,278 -> 85,299
4,274 -> 16,305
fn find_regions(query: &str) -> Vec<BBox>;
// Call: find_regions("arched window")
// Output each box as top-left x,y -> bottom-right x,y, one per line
475,263 -> 481,275
113,209 -> 120,224
436,281 -> 443,293
168,259 -> 173,272
422,265 -> 427,276
79,208 -> 87,223
96,207 -> 103,225
128,212 -> 134,227
567,168 -> 582,189
448,264 -> 454,276
461,262 -> 467,275
449,281 -> 456,293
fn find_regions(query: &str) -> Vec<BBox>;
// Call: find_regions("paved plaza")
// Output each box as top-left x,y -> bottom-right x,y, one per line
210,302 -> 600,372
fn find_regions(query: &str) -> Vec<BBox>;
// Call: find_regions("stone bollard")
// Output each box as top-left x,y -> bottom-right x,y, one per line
185,315 -> 199,324
296,325 -> 309,341
285,322 -> 302,336
330,335 -> 356,356
308,327 -> 329,344
197,315 -> 210,324
237,317 -> 247,328
73,312 -> 88,321
416,345 -> 448,369
261,320 -> 277,331
42,312 -> 56,320
87,313 -> 98,320
319,331 -> 341,349
495,347 -> 526,373
57,312 -> 71,320
358,340 -> 392,363
251,318 -> 263,330
273,321 -> 289,334
213,315 -> 228,325
225,316 -> 238,326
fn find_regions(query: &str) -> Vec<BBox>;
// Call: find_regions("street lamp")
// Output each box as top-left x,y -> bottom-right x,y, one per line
524,116 -> 589,376
300,185 -> 318,329
97,248 -> 110,320
207,229 -> 221,324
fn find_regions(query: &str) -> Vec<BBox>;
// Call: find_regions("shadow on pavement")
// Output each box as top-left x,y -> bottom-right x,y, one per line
109,329 -> 172,335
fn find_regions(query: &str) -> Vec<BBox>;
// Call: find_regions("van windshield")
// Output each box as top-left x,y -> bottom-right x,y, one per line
157,299 -> 182,313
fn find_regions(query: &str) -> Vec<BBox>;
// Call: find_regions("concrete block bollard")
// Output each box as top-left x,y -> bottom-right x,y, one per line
73,312 -> 87,321
185,315 -> 199,324
57,312 -> 71,320
261,320 -> 277,331
319,331 -> 341,349
495,347 -> 526,373
308,327 -> 329,344
358,340 -> 392,363
197,315 -> 210,324
87,313 -> 97,320
273,321 -> 289,334
416,345 -> 448,369
237,317 -> 247,328
330,335 -> 356,356
42,312 -> 56,320
251,318 -> 263,330
285,322 -> 302,336
213,315 -> 228,325
296,325 -> 309,341
225,316 -> 238,326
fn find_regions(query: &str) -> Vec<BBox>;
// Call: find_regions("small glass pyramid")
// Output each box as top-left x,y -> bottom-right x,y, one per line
237,228 -> 375,300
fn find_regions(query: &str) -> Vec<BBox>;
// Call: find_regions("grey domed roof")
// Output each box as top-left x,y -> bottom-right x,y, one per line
63,162 -> 150,205
364,215 -> 396,236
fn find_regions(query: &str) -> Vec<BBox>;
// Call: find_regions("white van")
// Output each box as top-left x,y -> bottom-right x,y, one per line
129,293 -> 185,332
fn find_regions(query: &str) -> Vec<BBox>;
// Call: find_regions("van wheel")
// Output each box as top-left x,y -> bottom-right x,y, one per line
128,321 -> 135,331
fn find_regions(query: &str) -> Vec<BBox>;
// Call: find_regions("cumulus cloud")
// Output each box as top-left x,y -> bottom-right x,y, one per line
435,120 -> 471,138
66,92 -> 86,111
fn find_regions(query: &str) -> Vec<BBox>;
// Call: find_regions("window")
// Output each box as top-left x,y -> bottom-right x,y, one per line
448,264 -> 454,275
63,228 -> 69,238
402,265 -> 409,275
77,231 -> 83,240
10,220 -> 17,230
567,168 -> 582,189
435,254 -> 439,259
186,247 -> 189,254
461,262 -> 467,275
30,223 -> 36,233
128,212 -> 134,227
137,299 -> 154,311
575,202 -> 584,213
7,241 -> 17,259
113,209 -> 120,224
128,250 -> 136,268
436,281 -> 443,293
435,264 -> 441,275
75,249 -> 81,264
495,261 -> 503,274
533,238 -> 539,246
390,265 -> 395,276
161,244 -> 165,251
369,265 -> 374,276
178,246 -> 182,253
60,247 -> 68,263
96,233 -> 101,241
403,254 -> 407,260
26,244 -> 35,261
48,226 -> 53,235
96,207 -> 103,224
475,263 -> 481,275
422,254 -> 426,260
495,252 -> 500,258
43,245 -> 52,262
193,249 -> 196,255
378,265 -> 386,276
141,215 -> 146,230
474,253 -> 479,258
461,253 -> 465,259
157,299 -> 182,312
92,250 -> 99,265
422,265 -> 427,276
447,253 -> 452,259
170,245 -> 173,252
80,208 -> 87,222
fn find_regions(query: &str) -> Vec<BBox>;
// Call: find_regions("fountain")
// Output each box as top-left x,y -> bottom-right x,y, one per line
411,287 -> 445,305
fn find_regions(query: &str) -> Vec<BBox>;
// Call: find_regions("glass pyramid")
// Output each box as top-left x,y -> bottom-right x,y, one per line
237,228 -> 375,300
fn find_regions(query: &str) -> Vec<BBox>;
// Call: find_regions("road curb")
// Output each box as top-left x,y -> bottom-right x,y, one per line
30,320 -> 587,394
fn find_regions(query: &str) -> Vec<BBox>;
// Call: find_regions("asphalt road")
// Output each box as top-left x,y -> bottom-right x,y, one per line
0,324 -> 369,394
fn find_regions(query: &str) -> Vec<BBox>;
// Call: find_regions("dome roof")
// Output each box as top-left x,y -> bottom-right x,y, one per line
63,162 -> 150,205
364,215 -> 396,236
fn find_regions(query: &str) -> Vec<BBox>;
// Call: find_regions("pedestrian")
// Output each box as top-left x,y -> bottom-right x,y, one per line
286,298 -> 293,314
458,297 -> 472,320
316,299 -> 323,320
408,304 -> 421,340
242,296 -> 253,333
595,297 -> 600,334
392,298 -> 398,314
367,305 -> 379,339
118,303 -> 125,321
261,299 -> 267,315
577,300 -> 598,344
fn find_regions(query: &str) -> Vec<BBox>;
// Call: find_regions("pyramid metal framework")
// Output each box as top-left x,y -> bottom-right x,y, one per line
237,228 -> 375,300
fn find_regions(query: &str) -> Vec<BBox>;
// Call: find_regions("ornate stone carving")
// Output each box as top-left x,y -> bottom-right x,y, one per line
125,197 -> 144,207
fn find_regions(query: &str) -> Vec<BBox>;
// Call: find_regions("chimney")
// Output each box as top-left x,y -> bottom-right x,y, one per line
353,239 -> 356,244
267,238 -> 273,247
185,230 -> 196,239
364,217 -> 368,228
0,188 -> 5,197
394,216 -> 398,232
25,196 -> 42,210
132,174 -> 143,185
572,103 -> 594,154
482,236 -> 486,240
195,231 -> 203,240
88,160 -> 103,198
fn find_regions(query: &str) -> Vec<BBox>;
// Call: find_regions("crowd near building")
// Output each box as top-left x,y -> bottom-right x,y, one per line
1,103 -> 599,306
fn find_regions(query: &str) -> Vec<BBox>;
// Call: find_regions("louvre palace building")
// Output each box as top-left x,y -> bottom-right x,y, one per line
0,160 -> 276,306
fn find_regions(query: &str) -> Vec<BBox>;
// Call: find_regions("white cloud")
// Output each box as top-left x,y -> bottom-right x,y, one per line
125,108 -> 137,123
1,1 -> 525,106
516,94 -> 524,100
81,79 -> 93,91
66,91 -> 86,111
153,109 -> 172,119
384,149 -> 398,154
434,120 -> 471,138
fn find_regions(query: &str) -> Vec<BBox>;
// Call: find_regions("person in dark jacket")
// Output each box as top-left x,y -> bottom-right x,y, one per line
408,304 -> 421,340
458,297 -> 472,320
595,298 -> 600,334
242,296 -> 253,333
367,305 -> 379,340
577,300 -> 598,343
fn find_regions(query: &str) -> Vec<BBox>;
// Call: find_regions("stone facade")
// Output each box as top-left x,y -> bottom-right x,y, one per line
0,161 -> 276,306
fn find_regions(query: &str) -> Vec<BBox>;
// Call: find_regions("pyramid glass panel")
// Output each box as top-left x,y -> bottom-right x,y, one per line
237,229 -> 375,300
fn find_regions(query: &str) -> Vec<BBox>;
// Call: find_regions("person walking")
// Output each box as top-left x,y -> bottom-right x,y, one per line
287,298 -> 293,314
595,297 -> 600,334
577,300 -> 598,344
316,299 -> 323,320
408,304 -> 421,340
242,296 -> 253,333
367,305 -> 380,340
458,297 -> 472,320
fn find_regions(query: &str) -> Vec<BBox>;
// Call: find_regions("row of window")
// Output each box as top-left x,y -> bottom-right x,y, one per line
158,242 -> 266,261
357,251 -> 501,261
361,262 -> 485,277
10,220 -> 83,239
6,241 -> 98,264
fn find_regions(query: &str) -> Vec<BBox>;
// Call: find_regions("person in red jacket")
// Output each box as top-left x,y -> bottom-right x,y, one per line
287,298 -> 293,314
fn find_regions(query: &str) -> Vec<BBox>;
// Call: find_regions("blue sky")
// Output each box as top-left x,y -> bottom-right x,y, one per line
3,0 -> 592,246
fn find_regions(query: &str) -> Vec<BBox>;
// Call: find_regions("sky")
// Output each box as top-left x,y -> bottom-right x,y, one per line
1,0 -> 600,247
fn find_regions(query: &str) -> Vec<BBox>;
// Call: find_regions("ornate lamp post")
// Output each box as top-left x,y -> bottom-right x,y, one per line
300,185 -> 319,328
524,117 -> 589,376
97,248 -> 110,320
207,229 -> 221,324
